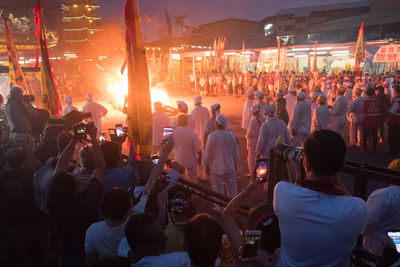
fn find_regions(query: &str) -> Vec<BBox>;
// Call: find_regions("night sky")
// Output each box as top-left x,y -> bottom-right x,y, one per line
97,0 -> 363,41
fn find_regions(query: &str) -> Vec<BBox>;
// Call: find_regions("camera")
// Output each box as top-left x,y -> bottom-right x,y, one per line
273,143 -> 304,165
73,123 -> 92,140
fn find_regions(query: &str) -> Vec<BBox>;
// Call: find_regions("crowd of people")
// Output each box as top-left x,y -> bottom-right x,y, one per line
0,66 -> 399,267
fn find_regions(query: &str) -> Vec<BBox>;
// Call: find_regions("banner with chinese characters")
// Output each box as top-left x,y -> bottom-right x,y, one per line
373,45 -> 400,63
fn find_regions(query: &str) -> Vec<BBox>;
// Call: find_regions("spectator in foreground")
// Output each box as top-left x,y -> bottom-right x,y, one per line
363,158 -> 400,256
274,130 -> 367,266
47,123 -> 106,267
85,188 -> 132,266
184,214 -> 223,267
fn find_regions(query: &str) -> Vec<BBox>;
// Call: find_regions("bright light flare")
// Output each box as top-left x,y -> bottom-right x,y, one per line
107,70 -> 171,109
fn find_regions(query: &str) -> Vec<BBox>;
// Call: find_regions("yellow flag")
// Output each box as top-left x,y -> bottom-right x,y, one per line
5,20 -> 29,93
124,0 -> 153,156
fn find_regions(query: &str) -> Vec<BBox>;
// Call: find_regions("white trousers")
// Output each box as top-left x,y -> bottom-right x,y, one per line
210,172 -> 238,198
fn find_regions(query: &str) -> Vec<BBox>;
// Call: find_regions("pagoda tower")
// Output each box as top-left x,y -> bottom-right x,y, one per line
61,0 -> 101,51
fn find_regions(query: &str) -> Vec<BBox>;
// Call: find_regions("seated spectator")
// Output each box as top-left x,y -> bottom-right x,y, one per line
73,144 -> 95,191
47,123 -> 106,267
274,130 -> 368,266
122,213 -> 190,267
85,188 -> 132,266
101,141 -> 135,194
363,158 -> 400,256
184,214 -> 223,267
164,185 -> 194,253
0,147 -> 46,266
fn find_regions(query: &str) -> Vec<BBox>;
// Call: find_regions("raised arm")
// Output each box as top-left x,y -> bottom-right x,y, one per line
54,138 -> 78,175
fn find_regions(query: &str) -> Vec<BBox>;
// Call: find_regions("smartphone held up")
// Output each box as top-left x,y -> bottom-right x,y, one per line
255,158 -> 268,183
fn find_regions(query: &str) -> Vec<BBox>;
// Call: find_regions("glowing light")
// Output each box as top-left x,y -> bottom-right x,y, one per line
89,19 -> 93,23
73,4 -> 78,7
204,51 -> 211,56
88,8 -> 92,11
90,31 -> 94,34
196,56 -> 202,61
172,54 -> 181,60
107,71 -> 171,108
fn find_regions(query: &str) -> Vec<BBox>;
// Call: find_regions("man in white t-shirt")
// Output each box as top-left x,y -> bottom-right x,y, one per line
274,130 -> 367,267
85,188 -> 132,265
190,96 -> 209,143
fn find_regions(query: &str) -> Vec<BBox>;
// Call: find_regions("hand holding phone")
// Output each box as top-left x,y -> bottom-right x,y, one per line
255,159 -> 268,183
241,230 -> 261,259
115,124 -> 124,137
163,127 -> 173,142
98,133 -> 106,143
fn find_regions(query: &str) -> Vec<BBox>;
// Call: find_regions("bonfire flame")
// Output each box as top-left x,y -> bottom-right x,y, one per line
107,71 -> 171,109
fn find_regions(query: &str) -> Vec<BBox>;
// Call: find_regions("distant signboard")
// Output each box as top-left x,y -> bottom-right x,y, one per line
373,45 -> 400,63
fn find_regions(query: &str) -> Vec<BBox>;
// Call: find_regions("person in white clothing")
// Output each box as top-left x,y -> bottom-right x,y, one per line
330,87 -> 348,138
255,91 -> 268,117
241,90 -> 255,130
203,115 -> 240,197
152,101 -> 171,154
203,103 -> 220,148
274,130 -> 367,267
284,87 -> 297,128
246,104 -> 265,174
313,95 -> 331,131
62,95 -> 78,116
190,96 -> 209,142
173,114 -> 202,183
256,105 -> 290,159
172,101 -> 195,130
85,189 -> 131,265
82,93 -> 108,132
290,91 -> 311,146
349,89 -> 364,147
363,159 -> 400,257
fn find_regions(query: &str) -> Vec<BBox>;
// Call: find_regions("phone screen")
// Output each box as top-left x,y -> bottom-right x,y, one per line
98,133 -> 106,142
115,124 -> 124,137
388,231 -> 400,253
163,127 -> 173,140
255,159 -> 268,183
77,127 -> 86,134
242,230 -> 261,258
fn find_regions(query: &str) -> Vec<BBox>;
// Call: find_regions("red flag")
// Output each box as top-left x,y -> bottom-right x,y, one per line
33,2 -> 62,116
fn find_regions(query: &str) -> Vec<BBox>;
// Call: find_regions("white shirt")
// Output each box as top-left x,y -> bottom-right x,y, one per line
284,94 -> 297,127
256,117 -> 290,159
82,101 -> 108,132
314,105 -> 331,130
349,96 -> 365,123
173,126 -> 202,168
202,129 -> 240,175
241,99 -> 254,130
364,186 -> 400,256
291,100 -> 311,135
331,95 -> 348,125
117,237 -> 190,267
62,104 -> 78,116
246,116 -> 265,149
191,105 -> 209,139
152,111 -> 171,147
390,101 -> 400,114
85,219 -> 128,260
274,182 -> 367,267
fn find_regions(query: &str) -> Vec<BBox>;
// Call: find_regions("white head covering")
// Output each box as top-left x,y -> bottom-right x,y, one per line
194,96 -> 202,105
177,100 -> 188,113
211,103 -> 220,112
86,93 -> 93,101
251,104 -> 261,114
247,90 -> 255,97
216,114 -> 228,128
65,95 -> 73,105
